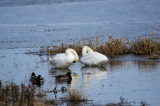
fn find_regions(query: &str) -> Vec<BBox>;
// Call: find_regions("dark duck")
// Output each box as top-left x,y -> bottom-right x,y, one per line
30,72 -> 44,86
55,72 -> 72,84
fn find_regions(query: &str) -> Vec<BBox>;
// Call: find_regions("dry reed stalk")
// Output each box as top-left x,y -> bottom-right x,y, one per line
44,33 -> 159,57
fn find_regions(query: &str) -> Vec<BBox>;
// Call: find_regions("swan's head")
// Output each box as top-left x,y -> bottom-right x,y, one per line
66,48 -> 79,62
37,75 -> 41,80
37,75 -> 44,80
82,46 -> 93,56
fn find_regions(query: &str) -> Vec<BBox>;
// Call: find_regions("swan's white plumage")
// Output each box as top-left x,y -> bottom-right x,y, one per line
80,46 -> 108,66
49,48 -> 79,68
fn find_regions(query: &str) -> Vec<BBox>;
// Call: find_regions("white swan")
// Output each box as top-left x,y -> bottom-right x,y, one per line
80,46 -> 109,67
49,48 -> 79,68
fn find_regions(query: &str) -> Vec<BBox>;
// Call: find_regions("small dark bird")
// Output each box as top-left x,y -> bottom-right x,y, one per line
36,75 -> 44,86
30,72 -> 37,82
30,72 -> 44,86
55,72 -> 72,84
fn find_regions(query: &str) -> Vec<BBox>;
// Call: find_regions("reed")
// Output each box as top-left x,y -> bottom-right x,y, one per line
130,35 -> 160,55
65,88 -> 87,101
0,82 -> 45,106
44,32 -> 159,57
45,35 -> 130,57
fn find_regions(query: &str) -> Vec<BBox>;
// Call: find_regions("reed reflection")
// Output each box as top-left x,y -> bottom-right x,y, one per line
133,60 -> 160,71
107,60 -> 126,71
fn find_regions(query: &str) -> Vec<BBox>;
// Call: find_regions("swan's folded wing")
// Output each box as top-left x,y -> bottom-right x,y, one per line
49,53 -> 74,68
80,52 -> 108,66
49,54 -> 67,66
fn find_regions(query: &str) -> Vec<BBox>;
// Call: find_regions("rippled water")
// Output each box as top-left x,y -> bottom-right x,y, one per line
0,0 -> 160,49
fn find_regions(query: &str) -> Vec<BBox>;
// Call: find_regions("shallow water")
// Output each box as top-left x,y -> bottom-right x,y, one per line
0,0 -> 160,105
0,48 -> 160,105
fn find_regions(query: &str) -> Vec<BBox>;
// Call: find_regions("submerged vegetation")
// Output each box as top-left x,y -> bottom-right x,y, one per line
105,97 -> 147,106
44,31 -> 160,58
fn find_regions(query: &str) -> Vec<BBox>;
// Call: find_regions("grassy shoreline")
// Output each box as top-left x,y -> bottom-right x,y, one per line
44,34 -> 160,58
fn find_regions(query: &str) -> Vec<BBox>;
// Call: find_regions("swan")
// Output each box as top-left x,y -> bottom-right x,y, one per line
80,46 -> 109,67
49,48 -> 79,68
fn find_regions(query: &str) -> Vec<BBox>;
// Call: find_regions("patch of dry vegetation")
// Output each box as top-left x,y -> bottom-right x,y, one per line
45,34 -> 130,57
130,35 -> 160,56
65,88 -> 87,101
0,82 -> 45,106
45,33 -> 159,58
95,36 -> 129,57
0,82 -> 88,105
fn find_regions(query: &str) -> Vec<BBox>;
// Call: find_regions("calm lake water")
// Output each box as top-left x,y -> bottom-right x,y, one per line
0,0 -> 160,105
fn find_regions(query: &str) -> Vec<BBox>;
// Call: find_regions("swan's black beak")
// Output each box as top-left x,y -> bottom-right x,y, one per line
73,61 -> 76,63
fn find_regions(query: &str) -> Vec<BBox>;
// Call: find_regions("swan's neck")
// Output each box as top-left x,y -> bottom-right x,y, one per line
66,49 -> 79,62
82,46 -> 93,56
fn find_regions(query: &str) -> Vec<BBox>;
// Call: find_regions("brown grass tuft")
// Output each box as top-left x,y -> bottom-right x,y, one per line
0,82 -> 45,106
65,88 -> 87,101
95,36 -> 129,57
130,35 -> 160,55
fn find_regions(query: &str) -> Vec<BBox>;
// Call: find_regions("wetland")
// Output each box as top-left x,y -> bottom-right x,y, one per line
0,0 -> 160,105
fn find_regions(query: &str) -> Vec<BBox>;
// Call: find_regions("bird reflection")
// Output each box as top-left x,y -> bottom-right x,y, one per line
49,68 -> 72,84
81,66 -> 108,89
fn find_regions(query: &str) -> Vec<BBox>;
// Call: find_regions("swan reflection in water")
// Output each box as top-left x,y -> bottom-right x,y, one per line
49,68 -> 78,85
81,66 -> 108,89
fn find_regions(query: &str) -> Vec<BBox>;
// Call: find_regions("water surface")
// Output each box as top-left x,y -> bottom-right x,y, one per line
0,48 -> 160,105
0,0 -> 160,49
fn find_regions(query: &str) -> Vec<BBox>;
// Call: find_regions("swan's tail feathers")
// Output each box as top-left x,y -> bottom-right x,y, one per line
49,58 -> 52,61
49,58 -> 53,64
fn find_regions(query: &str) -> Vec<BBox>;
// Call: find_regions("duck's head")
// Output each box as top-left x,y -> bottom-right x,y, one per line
66,72 -> 72,80
31,72 -> 36,76
37,75 -> 41,80
66,72 -> 71,76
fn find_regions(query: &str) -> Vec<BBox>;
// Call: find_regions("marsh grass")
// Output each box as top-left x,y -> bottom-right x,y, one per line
44,32 -> 159,58
130,35 -> 160,56
0,82 -> 45,106
65,88 -> 87,102
46,34 -> 129,57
